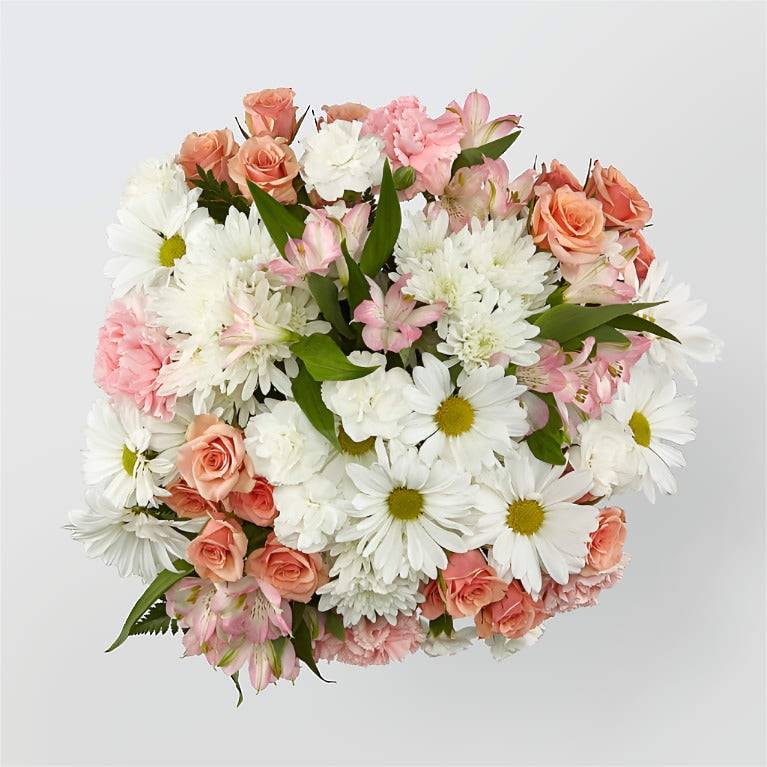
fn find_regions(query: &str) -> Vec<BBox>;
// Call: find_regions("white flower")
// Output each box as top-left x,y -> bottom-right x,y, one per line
632,260 -> 722,382
568,415 -> 642,497
605,362 -> 696,502
300,120 -> 385,200
321,351 -> 413,442
437,288 -> 540,371
473,445 -> 596,595
317,542 -> 423,626
401,353 -> 527,474
83,400 -> 174,508
245,399 -> 330,486
273,476 -> 346,553
421,626 -> 476,657
67,491 -> 201,581
395,209 -> 459,264
485,625 -> 544,661
337,441 -> 477,583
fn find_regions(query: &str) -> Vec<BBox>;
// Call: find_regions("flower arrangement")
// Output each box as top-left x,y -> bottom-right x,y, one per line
69,87 -> 721,701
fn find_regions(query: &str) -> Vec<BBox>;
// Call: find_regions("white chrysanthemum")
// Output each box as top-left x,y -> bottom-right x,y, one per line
465,217 -> 556,306
473,445 -> 596,595
421,626 -> 476,657
605,362 -> 696,503
401,353 -> 527,474
321,351 -> 412,442
395,208 -> 459,265
106,159 -> 209,297
336,441 -> 477,583
245,399 -> 330,486
300,120 -> 385,200
568,415 -> 643,497
273,476 -> 347,553
485,625 -> 544,661
67,491 -> 201,580
437,288 -> 540,371
317,542 -> 423,626
83,400 -> 175,508
632,260 -> 722,382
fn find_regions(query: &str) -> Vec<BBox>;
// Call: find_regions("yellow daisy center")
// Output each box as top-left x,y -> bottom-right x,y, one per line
158,234 -> 186,268
506,499 -> 545,535
387,487 -> 424,521
337,426 -> 375,457
122,444 -> 138,476
629,410 -> 651,447
435,396 -> 475,437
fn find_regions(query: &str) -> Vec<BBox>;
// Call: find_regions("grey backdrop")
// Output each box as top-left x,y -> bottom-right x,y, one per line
2,1 -> 765,765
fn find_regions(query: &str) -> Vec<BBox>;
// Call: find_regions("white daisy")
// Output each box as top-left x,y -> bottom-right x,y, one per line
401,353 -> 527,474
321,352 -> 413,442
421,626 -> 476,657
486,625 -> 544,661
394,208 -> 458,265
83,400 -> 175,508
336,441 -> 477,583
300,119 -> 385,200
632,260 -> 723,382
473,444 -> 596,595
605,362 -> 696,502
67,490 -> 200,581
317,542 -> 423,626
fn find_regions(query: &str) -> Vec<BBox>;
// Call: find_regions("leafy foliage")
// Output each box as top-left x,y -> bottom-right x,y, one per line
230,671 -> 244,708
291,361 -> 340,450
359,161 -> 401,276
343,242 -> 371,311
451,131 -> 521,172
323,610 -> 346,641
128,598 -> 178,638
290,603 -> 333,683
246,180 -> 305,253
306,273 -> 353,339
291,333 -> 378,381
191,166 -> 249,223
526,395 -> 566,466
429,613 -> 455,638
242,522 -> 270,555
608,313 -> 680,343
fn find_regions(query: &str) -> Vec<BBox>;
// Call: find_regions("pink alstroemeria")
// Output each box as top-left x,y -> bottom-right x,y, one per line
216,636 -> 300,692
506,168 -> 536,216
447,90 -> 520,149
165,577 -> 221,658
268,217 -> 342,285
353,274 -> 445,353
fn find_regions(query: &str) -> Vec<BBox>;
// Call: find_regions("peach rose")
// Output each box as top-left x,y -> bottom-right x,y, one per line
164,479 -> 218,519
475,581 -> 548,640
177,129 -> 238,185
585,161 -> 652,230
419,579 -> 446,620
187,516 -> 247,582
633,230 -> 655,282
532,182 -> 607,266
176,414 -> 254,502
243,88 -> 297,140
245,532 -> 328,603
537,159 -> 582,191
228,135 -> 299,204
585,506 -> 627,574
439,550 -> 507,619
322,102 -> 370,123
223,476 -> 277,526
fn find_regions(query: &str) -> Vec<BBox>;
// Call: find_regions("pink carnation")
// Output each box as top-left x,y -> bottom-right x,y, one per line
539,555 -> 630,614
94,294 -> 176,421
330,615 -> 424,666
361,96 -> 465,199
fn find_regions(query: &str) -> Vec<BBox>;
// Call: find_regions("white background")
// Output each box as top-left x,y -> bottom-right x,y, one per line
1,1 -> 765,765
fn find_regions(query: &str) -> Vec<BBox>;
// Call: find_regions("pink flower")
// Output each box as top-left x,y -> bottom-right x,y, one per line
267,217 -> 341,284
353,274 -> 445,353
439,550 -> 507,619
446,90 -> 520,149
186,516 -> 248,583
243,88 -> 297,140
228,134 -> 299,204
165,577 -> 220,657
536,159 -> 583,192
94,294 -> 176,421
361,96 -> 465,198
333,615 -> 424,666
322,102 -> 370,124
419,579 -> 446,620
540,555 -> 629,614
218,638 -> 300,692
164,479 -> 218,519
475,580 -> 549,640
176,415 -> 255,502
586,507 -> 627,574
211,575 -> 291,641
561,235 -> 637,305
506,167 -> 536,214
223,476 -> 277,526
585,161 -> 652,230
245,532 -> 328,603
177,129 -> 238,186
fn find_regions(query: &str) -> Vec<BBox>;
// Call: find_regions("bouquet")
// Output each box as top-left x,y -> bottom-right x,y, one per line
69,88 -> 721,701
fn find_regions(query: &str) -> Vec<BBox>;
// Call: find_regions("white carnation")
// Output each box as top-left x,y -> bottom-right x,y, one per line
486,625 -> 544,661
421,626 -> 476,657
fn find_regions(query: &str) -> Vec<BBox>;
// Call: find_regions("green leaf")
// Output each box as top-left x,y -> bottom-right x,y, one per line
291,333 -> 378,381
242,522 -> 270,555
562,324 -> 628,351
342,241 -> 371,311
246,180 -> 305,253
127,599 -> 178,638
192,166 -> 249,223
306,273 -> 353,339
608,313 -> 681,343
290,607 -> 333,683
428,613 -> 454,638
230,671 -> 244,708
451,131 -> 521,172
359,161 -> 401,276
323,610 -> 346,641
291,361 -> 340,449
526,394 -> 566,466
106,561 -> 194,652
533,302 -> 663,344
